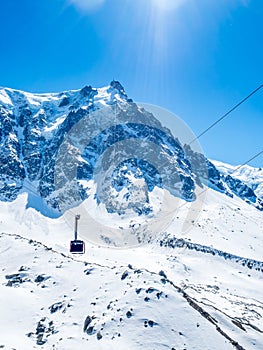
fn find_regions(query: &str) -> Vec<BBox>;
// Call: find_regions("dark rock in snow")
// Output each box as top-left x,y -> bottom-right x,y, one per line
33,317 -> 55,346
84,267 -> 94,275
35,275 -> 46,283
86,326 -> 95,335
159,270 -> 167,279
147,320 -> 158,327
59,97 -> 70,107
121,271 -> 129,280
49,301 -> 64,314
97,331 -> 103,340
18,266 -> 30,271
5,273 -> 30,286
126,310 -> 133,318
83,316 -> 92,333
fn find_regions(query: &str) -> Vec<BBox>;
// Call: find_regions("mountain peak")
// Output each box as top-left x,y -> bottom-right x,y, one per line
0,82 -> 262,224
110,80 -> 127,96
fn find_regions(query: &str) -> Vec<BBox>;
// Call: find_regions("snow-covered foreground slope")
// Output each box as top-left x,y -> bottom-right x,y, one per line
0,187 -> 263,350
0,233 -> 238,350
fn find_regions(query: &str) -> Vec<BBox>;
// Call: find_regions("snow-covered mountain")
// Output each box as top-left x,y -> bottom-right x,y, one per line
0,81 -> 262,218
213,160 -> 263,199
0,82 -> 263,349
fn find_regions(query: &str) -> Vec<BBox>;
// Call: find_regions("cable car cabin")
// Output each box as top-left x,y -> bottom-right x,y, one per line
70,239 -> 85,254
69,214 -> 85,254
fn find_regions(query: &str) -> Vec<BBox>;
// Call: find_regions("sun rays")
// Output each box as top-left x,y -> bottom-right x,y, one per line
151,0 -> 186,13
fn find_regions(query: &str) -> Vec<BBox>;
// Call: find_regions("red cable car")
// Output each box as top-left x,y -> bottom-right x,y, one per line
70,214 -> 85,254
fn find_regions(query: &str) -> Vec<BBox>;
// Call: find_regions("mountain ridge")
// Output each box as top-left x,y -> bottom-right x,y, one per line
0,81 -> 262,219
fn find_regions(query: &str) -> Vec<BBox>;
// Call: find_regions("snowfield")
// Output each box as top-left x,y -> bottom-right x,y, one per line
0,185 -> 262,350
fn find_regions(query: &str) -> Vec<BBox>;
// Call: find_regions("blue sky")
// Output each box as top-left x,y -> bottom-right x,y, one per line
0,0 -> 262,166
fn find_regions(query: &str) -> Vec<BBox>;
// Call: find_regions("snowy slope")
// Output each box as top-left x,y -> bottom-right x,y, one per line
0,185 -> 263,349
0,232 -> 237,350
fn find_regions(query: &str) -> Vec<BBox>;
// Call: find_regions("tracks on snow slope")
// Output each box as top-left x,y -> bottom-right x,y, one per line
159,235 -> 263,273
1,231 -> 247,350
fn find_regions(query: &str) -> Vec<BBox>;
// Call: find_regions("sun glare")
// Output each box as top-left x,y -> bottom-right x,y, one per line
151,0 -> 185,12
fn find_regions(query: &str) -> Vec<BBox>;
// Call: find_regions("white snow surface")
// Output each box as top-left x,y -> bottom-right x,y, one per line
212,159 -> 263,198
0,89 -> 13,105
0,186 -> 263,349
